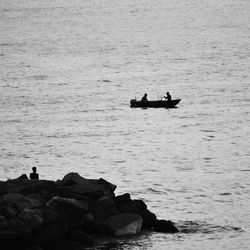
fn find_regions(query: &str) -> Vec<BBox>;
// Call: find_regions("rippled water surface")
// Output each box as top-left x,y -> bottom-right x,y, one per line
0,0 -> 250,249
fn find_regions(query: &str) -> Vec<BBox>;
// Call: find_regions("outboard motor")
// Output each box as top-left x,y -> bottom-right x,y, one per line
130,99 -> 137,107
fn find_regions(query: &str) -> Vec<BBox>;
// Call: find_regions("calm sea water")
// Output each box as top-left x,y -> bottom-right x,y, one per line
0,0 -> 250,249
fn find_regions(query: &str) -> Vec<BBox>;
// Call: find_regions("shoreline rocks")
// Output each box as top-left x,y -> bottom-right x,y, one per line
0,172 -> 179,250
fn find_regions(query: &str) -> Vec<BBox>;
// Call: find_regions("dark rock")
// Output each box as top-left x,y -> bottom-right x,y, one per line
0,215 -> 8,230
0,200 -> 19,218
20,180 -> 56,200
60,173 -> 116,199
153,219 -> 179,233
133,199 -> 147,211
43,239 -> 81,250
115,197 -> 157,229
4,179 -> 56,200
46,196 -> 88,227
42,208 -> 61,225
0,230 -> 20,241
56,183 -> 111,200
25,245 -> 44,250
55,187 -> 89,202
61,172 -> 87,186
115,193 -> 132,207
8,218 -> 29,232
91,195 -> 119,221
16,174 -> 29,180
3,193 -> 42,210
68,228 -> 95,247
34,223 -> 65,246
98,178 -> 117,192
81,213 -> 110,235
18,209 -> 44,230
6,218 -> 33,243
0,180 -> 6,196
141,209 -> 157,229
0,231 -> 29,250
103,213 -> 143,236
27,194 -> 47,207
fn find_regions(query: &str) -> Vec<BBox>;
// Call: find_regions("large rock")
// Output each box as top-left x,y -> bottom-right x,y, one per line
57,184 -> 112,200
42,208 -> 61,225
0,215 -> 8,230
34,223 -> 65,246
104,213 -> 143,236
0,200 -> 19,218
55,187 -> 89,202
115,193 -> 132,207
91,195 -> 119,221
3,179 -> 56,199
46,196 -> 88,227
7,218 -> 29,233
62,173 -> 116,190
153,219 -> 179,233
115,194 -> 157,229
60,173 -> 116,199
3,193 -> 42,210
61,173 -> 88,186
18,209 -> 44,230
0,231 -> 29,250
68,228 -> 95,247
7,218 -> 33,244
41,239 -> 81,250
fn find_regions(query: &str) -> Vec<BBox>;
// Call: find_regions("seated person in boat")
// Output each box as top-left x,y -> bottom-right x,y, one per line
141,93 -> 148,102
164,92 -> 172,101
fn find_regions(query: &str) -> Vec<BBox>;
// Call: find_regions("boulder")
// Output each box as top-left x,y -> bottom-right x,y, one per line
3,180 -> 56,199
98,178 -> 117,193
20,180 -> 56,200
3,193 -> 42,210
34,223 -> 65,246
0,231 -> 28,250
60,173 -> 116,199
153,219 -> 179,233
115,196 -> 157,229
18,209 -> 44,230
81,213 -> 111,235
0,230 -> 19,241
16,174 -> 29,180
0,215 -> 8,230
56,183 -> 112,200
0,200 -> 19,218
25,245 -> 44,250
61,173 -> 87,186
46,196 -> 88,227
140,209 -> 157,229
115,193 -> 132,207
42,208 -> 61,226
103,213 -> 143,236
7,218 -> 33,244
91,195 -> 119,221
55,187 -> 89,202
68,228 -> 95,247
42,239 -> 81,250
7,218 -> 29,232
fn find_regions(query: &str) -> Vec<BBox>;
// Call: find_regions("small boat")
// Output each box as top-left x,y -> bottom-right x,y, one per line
130,99 -> 181,108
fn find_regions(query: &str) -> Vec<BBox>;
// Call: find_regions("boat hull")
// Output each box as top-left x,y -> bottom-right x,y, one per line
130,99 -> 181,108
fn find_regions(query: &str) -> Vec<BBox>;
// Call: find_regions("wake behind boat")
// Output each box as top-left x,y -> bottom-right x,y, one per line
130,99 -> 181,108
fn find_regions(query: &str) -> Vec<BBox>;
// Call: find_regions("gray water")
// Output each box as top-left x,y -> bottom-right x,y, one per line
0,0 -> 250,249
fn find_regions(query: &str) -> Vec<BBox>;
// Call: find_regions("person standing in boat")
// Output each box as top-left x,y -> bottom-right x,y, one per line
141,93 -> 148,102
164,92 -> 172,101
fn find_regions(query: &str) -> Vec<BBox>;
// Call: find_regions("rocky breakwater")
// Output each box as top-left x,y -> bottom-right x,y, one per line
0,172 -> 179,250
